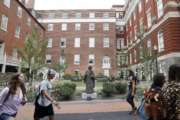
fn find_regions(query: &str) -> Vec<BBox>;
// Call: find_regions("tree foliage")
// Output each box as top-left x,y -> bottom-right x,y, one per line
17,28 -> 47,82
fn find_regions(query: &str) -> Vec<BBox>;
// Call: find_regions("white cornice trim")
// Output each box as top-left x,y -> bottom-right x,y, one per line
127,11 -> 180,51
38,18 -> 116,23
124,0 -> 139,23
158,52 -> 180,61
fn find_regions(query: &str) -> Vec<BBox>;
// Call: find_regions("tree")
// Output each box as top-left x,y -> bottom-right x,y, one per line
18,28 -> 47,84
53,63 -> 68,80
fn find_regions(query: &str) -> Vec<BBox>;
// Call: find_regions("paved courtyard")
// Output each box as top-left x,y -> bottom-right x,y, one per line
16,99 -> 141,120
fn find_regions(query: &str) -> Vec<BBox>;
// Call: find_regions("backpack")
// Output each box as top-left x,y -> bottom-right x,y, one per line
144,88 -> 166,120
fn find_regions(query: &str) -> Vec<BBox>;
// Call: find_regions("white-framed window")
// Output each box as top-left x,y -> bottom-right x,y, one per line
75,23 -> 81,31
88,54 -> 95,65
103,37 -> 110,48
147,39 -> 152,48
47,38 -> 53,48
75,13 -> 81,18
134,25 -> 137,40
48,13 -> 55,19
15,26 -> 20,38
89,23 -> 95,31
139,18 -> 144,32
134,49 -> 137,63
74,38 -> 80,48
157,0 -> 164,18
103,23 -> 109,31
89,12 -> 95,18
120,38 -> 125,49
129,53 -> 132,64
47,24 -> 54,31
12,48 -> 18,58
1,15 -> 8,31
157,31 -> 165,52
46,54 -> 52,64
104,70 -> 110,77
103,13 -> 109,18
59,56 -> 65,65
139,0 -> 142,13
117,39 -> 121,49
60,37 -> 66,48
102,56 -> 111,69
74,54 -> 80,65
147,39 -> 152,56
89,37 -> 95,48
146,9 -> 152,28
61,23 -> 67,31
62,13 -> 68,18
3,0 -> 11,8
17,7 -> 22,18
27,17 -> 31,26
134,12 -> 136,21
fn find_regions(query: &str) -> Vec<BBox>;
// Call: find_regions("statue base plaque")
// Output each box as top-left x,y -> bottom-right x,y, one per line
82,92 -> 97,100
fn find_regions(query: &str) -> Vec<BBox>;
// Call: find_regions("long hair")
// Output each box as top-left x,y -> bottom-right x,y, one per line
128,70 -> 135,77
8,74 -> 25,95
151,73 -> 165,88
168,64 -> 180,82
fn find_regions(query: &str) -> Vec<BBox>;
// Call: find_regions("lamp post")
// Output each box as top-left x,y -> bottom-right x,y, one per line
153,45 -> 158,74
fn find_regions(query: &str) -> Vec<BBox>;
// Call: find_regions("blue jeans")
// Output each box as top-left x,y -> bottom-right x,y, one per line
0,113 -> 11,120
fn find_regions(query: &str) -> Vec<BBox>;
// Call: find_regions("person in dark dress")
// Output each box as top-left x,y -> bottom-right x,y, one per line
127,70 -> 137,115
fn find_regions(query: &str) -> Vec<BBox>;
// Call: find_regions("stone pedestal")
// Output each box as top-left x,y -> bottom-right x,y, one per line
82,92 -> 97,100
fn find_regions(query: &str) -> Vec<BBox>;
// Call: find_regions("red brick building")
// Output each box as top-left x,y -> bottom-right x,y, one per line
36,10 -> 117,76
0,0 -> 45,73
116,0 -> 180,80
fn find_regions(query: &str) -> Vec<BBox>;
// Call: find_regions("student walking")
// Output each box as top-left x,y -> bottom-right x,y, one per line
161,64 -> 180,120
126,70 -> 137,115
144,73 -> 165,120
34,69 -> 60,120
0,73 -> 27,120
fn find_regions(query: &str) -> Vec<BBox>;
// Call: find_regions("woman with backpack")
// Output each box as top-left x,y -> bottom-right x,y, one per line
144,73 -> 166,120
0,73 -> 27,120
127,70 -> 137,115
161,64 -> 180,120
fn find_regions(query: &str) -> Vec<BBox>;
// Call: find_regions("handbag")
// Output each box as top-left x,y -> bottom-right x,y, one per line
137,98 -> 149,120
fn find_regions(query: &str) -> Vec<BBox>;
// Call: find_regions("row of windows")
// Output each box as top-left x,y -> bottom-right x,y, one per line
126,0 -> 164,41
47,23 -> 110,32
129,30 -> 164,64
47,37 -> 110,48
46,55 -> 111,69
47,12 -> 113,19
1,14 -> 23,38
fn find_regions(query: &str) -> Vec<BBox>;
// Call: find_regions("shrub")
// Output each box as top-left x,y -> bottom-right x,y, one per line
63,74 -> 72,80
53,82 -> 76,100
114,82 -> 127,94
102,82 -> 115,97
96,73 -> 109,82
26,88 -> 36,102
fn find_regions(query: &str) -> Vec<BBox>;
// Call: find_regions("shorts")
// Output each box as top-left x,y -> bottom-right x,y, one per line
34,103 -> 54,119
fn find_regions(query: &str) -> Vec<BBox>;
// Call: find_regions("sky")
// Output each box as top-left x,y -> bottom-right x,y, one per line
34,0 -> 125,10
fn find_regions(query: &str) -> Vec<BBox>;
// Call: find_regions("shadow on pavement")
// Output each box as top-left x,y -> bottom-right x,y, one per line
44,111 -> 141,120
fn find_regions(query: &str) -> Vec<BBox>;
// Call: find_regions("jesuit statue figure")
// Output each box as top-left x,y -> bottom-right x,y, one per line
84,66 -> 95,94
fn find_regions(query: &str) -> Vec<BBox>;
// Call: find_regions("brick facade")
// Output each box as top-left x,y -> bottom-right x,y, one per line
0,0 -> 45,72
36,10 -> 117,76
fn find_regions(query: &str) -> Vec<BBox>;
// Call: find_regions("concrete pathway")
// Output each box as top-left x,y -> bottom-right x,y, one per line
16,99 -> 141,120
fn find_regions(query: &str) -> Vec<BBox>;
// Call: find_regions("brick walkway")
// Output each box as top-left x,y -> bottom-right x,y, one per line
16,99 -> 139,120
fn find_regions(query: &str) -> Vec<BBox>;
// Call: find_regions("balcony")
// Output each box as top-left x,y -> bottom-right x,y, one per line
0,54 -> 20,66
